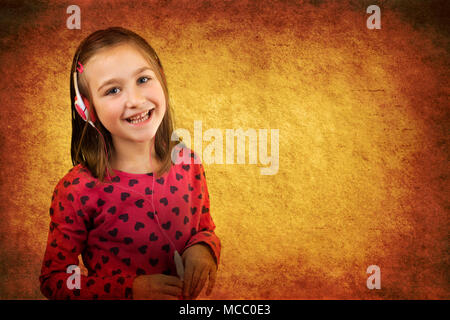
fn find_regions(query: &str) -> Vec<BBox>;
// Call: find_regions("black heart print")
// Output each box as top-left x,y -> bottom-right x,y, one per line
135,199 -> 144,208
135,222 -> 145,231
107,206 -> 116,214
65,216 -> 74,224
172,207 -> 180,216
80,196 -> 89,205
108,228 -> 118,237
149,233 -> 158,241
136,268 -> 146,276
129,179 -> 139,187
138,245 -> 147,254
149,258 -> 159,266
160,198 -> 168,206
86,181 -> 95,188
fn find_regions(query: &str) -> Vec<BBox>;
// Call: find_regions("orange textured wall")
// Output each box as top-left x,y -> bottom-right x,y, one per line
0,0 -> 448,299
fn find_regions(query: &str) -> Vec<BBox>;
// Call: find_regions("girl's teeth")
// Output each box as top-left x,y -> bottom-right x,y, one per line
127,110 -> 151,124
128,110 -> 148,121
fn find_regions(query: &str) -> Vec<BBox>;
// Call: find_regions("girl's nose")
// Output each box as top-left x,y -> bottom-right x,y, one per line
125,86 -> 146,108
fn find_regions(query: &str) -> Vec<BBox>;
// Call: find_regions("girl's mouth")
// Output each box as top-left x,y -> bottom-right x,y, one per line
125,109 -> 154,125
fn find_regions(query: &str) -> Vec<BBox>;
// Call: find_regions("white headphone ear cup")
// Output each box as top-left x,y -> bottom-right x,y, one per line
82,96 -> 97,122
74,97 -> 87,120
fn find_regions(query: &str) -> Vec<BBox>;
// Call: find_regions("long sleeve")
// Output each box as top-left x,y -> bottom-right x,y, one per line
39,181 -> 136,300
183,163 -> 221,267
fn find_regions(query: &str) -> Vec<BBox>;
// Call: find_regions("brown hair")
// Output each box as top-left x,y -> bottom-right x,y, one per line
70,27 -> 178,183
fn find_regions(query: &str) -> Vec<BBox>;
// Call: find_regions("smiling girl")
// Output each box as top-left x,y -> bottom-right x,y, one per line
39,27 -> 221,300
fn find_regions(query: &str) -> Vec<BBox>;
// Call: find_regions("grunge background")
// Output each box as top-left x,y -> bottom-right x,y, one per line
0,0 -> 448,299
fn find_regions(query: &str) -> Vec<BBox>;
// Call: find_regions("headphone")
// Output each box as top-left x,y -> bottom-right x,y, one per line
73,53 -> 185,284
73,61 -> 96,128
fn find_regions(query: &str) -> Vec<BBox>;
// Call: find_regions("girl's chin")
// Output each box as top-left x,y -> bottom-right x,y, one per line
110,127 -> 157,144
127,131 -> 157,143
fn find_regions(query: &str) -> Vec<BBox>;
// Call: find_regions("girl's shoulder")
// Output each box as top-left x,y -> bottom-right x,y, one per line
52,164 -> 99,197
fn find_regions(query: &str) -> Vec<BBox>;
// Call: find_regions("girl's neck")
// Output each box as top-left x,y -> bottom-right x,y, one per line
110,137 -> 161,174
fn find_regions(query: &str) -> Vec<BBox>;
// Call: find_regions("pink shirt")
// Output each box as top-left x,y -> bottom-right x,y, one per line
39,148 -> 221,299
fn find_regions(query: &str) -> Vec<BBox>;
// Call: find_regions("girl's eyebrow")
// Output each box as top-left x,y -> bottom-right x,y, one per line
97,66 -> 153,92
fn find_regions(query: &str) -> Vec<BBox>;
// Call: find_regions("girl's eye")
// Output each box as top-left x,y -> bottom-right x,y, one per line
106,87 -> 120,96
139,76 -> 151,84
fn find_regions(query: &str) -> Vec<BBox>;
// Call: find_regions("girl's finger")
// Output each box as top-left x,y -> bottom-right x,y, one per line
189,265 -> 203,298
206,267 -> 217,296
165,276 -> 183,289
162,284 -> 182,297
192,267 -> 209,299
183,261 -> 194,298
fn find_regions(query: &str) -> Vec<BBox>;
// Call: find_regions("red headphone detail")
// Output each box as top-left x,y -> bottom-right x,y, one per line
73,61 -> 96,126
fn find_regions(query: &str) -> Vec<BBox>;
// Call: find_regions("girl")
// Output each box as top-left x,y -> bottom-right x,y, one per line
39,27 -> 221,300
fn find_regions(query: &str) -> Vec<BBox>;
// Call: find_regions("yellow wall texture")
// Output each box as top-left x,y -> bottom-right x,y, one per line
0,0 -> 448,299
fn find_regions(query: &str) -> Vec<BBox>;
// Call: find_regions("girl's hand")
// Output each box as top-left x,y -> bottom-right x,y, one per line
182,243 -> 217,299
132,274 -> 183,300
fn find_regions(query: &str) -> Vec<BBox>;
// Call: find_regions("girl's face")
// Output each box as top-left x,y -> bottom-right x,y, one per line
83,43 -> 166,145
